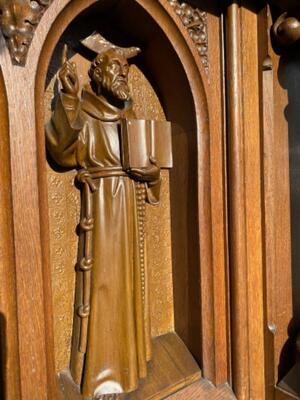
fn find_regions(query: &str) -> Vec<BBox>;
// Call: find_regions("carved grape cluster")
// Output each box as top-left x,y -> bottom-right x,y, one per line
168,0 -> 209,73
0,0 -> 52,65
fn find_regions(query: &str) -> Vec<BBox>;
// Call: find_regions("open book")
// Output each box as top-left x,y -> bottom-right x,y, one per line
120,119 -> 173,170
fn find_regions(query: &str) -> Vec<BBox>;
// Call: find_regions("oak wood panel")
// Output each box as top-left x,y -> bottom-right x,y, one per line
205,8 -> 230,385
241,6 -> 266,399
226,4 -> 250,399
226,3 -> 268,399
0,68 -> 21,400
167,380 -> 236,400
260,6 -> 294,396
262,41 -> 277,400
0,41 -> 56,399
270,29 -> 295,385
260,4 -> 294,393
58,333 -> 201,400
0,0 -> 230,398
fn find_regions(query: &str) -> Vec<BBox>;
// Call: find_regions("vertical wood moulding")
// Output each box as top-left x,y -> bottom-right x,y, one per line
0,67 -> 21,400
262,53 -> 276,399
241,6 -> 265,399
3,65 -> 52,399
266,6 -> 293,390
226,3 -> 250,399
273,62 -> 293,389
161,2 -> 215,380
0,28 -> 56,398
35,50 -> 57,400
257,5 -> 277,398
206,10 -> 230,385
226,2 -> 267,399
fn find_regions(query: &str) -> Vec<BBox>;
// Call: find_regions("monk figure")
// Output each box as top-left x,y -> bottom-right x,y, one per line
46,36 -> 172,399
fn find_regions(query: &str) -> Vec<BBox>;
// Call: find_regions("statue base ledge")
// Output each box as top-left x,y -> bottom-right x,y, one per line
57,332 -> 201,400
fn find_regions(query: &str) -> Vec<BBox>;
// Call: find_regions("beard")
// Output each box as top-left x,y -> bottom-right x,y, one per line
102,76 -> 131,101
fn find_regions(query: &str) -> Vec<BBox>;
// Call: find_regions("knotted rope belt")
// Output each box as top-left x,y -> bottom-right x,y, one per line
76,167 -> 127,353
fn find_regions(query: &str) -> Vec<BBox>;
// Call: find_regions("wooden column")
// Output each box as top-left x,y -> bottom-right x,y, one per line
226,3 -> 266,399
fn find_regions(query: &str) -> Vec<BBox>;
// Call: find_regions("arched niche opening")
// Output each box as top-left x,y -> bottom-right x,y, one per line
38,0 -> 210,398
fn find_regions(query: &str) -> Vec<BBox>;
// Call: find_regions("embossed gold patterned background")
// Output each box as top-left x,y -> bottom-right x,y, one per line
45,54 -> 174,372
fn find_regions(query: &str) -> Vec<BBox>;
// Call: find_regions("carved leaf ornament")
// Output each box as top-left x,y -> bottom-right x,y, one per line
0,0 -> 208,68
168,0 -> 209,73
0,0 -> 51,65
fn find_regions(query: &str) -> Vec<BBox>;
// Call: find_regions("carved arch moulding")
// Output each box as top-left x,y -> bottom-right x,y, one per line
0,0 -> 228,398
35,0 -> 215,381
0,0 -> 209,72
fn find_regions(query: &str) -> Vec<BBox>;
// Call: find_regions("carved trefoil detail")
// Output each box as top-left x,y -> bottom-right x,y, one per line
168,0 -> 209,73
0,0 -> 52,65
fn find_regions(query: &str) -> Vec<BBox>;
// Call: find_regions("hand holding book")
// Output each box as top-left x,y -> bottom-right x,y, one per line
120,119 -> 173,174
128,156 -> 160,183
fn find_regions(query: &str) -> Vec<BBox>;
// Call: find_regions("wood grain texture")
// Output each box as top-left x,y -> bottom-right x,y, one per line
226,3 -> 268,399
0,68 -> 21,400
225,5 -> 250,399
0,41 -> 56,399
166,380 -> 236,400
270,24 -> 294,387
58,333 -> 201,400
261,43 -> 277,400
241,6 -> 266,399
205,7 -> 230,385
263,3 -> 294,393
0,0 -> 230,397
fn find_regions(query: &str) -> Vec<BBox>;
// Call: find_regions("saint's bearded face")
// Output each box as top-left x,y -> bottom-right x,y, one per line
92,50 -> 131,102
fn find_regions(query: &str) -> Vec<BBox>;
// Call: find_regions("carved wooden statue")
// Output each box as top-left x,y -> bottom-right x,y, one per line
46,34 -> 172,399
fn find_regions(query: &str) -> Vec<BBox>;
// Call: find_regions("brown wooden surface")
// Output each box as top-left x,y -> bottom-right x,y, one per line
167,380 -> 236,400
58,333 -> 201,400
0,0 -> 231,398
261,6 -> 294,398
270,38 -> 293,387
204,5 -> 230,386
0,68 -> 21,400
2,1 -> 298,399
45,52 -> 175,373
225,5 -> 250,398
261,13 -> 276,400
226,3 -> 268,399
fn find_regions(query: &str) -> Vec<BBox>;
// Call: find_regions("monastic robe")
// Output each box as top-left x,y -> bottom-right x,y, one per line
46,86 -> 160,397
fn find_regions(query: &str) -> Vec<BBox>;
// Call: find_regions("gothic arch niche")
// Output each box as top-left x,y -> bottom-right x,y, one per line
37,0 -> 216,398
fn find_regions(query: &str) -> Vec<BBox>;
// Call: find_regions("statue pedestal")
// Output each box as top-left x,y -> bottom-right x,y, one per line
58,332 -> 201,400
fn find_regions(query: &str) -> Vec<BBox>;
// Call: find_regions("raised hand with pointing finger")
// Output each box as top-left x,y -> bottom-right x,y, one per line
59,44 -> 79,96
